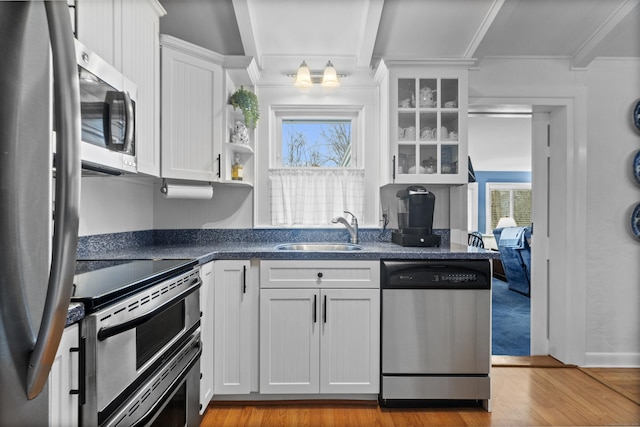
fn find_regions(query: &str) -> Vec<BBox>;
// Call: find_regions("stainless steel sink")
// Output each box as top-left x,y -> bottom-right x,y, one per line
274,243 -> 363,251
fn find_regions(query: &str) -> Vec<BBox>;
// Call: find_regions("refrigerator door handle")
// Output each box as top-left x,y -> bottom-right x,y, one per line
26,0 -> 81,400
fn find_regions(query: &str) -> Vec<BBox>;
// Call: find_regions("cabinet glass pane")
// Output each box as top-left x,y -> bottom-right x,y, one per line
441,112 -> 458,141
398,112 -> 416,141
418,79 -> 437,108
419,112 -> 437,140
398,79 -> 415,108
398,145 -> 416,174
419,145 -> 437,174
441,145 -> 458,174
441,79 -> 458,108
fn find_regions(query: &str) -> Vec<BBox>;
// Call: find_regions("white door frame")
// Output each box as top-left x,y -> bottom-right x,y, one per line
470,90 -> 588,365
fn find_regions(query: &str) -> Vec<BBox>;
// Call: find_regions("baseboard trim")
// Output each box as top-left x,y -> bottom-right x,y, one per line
583,352 -> 640,368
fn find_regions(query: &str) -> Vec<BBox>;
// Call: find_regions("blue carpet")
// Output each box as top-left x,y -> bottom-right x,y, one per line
492,278 -> 530,356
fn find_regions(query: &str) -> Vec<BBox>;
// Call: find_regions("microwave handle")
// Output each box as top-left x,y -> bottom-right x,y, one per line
122,90 -> 134,155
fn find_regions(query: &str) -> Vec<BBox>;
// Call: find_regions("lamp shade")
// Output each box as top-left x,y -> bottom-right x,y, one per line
496,217 -> 517,228
294,61 -> 312,87
321,60 -> 339,87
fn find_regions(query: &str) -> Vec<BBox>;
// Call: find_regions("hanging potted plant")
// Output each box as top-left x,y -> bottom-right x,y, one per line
229,86 -> 259,129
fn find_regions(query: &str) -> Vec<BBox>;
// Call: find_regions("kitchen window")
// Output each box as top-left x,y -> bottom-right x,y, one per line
269,106 -> 364,226
281,119 -> 352,167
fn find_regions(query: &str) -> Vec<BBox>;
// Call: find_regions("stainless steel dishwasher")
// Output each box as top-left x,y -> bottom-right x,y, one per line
380,260 -> 491,408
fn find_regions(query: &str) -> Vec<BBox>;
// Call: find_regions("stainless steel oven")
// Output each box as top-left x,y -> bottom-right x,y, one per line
72,259 -> 201,427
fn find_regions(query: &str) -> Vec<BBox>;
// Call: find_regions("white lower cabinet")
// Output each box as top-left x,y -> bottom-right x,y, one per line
199,261 -> 214,414
259,260 -> 380,395
213,260 -> 254,394
320,288 -> 380,394
260,288 -> 320,394
49,323 -> 79,427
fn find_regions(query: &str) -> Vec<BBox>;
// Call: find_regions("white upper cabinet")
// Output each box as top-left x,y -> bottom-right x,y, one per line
378,61 -> 469,185
119,0 -> 164,176
75,0 -> 116,66
160,35 -> 223,181
76,0 -> 165,176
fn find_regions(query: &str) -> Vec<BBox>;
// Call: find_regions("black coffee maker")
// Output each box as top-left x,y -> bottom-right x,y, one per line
391,185 -> 441,247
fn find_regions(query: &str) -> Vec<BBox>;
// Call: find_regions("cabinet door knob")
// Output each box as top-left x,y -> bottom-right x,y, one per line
317,272 -> 323,278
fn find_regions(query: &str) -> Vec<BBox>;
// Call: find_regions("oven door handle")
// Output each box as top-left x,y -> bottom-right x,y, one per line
97,278 -> 201,341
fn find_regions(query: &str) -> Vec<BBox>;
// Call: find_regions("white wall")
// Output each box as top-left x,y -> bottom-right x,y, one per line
153,182 -> 253,229
584,59 -> 640,366
470,56 -> 640,367
78,176 -> 154,236
468,115 -> 531,171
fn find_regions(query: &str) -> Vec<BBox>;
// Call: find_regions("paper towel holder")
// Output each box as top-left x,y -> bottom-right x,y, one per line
160,179 -> 214,199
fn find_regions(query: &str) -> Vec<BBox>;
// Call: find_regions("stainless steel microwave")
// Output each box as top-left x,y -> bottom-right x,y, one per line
74,39 -> 137,174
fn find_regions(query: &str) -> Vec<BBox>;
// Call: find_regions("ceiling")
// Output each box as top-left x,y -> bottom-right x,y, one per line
158,0 -> 640,83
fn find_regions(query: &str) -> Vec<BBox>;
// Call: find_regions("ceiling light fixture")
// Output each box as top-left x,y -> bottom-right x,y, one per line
289,60 -> 344,87
294,60 -> 312,87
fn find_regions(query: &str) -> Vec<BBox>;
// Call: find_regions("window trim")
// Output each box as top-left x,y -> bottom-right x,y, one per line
270,105 -> 364,168
485,182 -> 532,231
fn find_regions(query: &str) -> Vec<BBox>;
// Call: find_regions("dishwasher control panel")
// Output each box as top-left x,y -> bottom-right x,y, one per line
382,260 -> 491,289
437,272 -> 479,283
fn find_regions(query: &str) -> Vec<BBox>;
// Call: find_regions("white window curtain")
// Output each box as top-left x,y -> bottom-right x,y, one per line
269,168 -> 365,226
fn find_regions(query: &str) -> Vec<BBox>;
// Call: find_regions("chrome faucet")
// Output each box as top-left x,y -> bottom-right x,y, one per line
332,211 -> 359,244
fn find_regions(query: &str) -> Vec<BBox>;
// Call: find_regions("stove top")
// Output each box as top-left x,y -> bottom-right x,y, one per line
71,259 -> 198,312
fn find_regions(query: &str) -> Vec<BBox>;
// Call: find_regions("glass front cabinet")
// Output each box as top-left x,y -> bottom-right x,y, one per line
384,67 -> 468,185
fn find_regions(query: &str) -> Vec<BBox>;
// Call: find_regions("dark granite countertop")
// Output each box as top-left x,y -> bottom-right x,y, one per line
66,302 -> 84,327
77,240 -> 499,264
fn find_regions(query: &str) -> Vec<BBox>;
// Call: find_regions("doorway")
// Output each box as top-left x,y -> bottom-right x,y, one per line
468,107 -> 532,356
469,96 -> 586,364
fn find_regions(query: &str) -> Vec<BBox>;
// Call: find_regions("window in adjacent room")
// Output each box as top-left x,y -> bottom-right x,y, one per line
269,106 -> 364,226
486,182 -> 532,230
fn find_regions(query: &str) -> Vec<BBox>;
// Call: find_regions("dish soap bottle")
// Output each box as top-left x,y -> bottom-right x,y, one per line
231,155 -> 243,181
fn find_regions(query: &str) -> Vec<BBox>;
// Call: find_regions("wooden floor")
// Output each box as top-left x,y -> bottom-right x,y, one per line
200,358 -> 640,427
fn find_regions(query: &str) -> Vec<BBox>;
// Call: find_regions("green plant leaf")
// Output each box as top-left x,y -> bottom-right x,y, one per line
229,86 -> 259,129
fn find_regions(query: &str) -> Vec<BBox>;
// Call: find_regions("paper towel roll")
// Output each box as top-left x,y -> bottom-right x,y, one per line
162,183 -> 213,199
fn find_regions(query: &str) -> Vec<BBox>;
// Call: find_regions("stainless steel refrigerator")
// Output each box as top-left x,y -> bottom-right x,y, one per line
0,1 -> 81,425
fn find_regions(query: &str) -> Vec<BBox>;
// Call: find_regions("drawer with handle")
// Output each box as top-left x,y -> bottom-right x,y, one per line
260,260 -> 380,289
